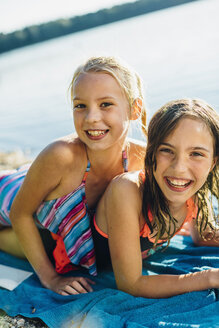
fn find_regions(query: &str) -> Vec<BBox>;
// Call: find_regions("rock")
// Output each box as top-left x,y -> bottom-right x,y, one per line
17,318 -> 25,327
0,150 -> 32,170
0,314 -> 49,328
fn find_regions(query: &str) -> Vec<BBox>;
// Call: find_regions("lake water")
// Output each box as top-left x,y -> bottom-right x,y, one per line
0,0 -> 219,159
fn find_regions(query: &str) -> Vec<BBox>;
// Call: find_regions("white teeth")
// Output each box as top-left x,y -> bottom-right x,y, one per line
167,178 -> 190,187
87,130 -> 106,136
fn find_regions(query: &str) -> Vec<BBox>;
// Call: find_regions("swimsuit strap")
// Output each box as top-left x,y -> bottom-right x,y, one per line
82,160 -> 91,183
83,145 -> 128,183
82,145 -> 91,183
122,149 -> 128,172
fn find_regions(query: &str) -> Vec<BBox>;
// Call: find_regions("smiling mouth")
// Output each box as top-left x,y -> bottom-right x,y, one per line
85,129 -> 109,138
86,130 -> 107,136
165,177 -> 193,190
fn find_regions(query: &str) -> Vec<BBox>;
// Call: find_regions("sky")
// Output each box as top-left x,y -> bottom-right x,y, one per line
0,0 -> 136,33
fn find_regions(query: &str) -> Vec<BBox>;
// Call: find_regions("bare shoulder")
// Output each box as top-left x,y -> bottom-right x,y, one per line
127,137 -> 146,170
96,171 -> 143,236
112,170 -> 141,185
45,133 -> 84,162
24,135 -> 87,191
105,171 -> 142,210
32,134 -> 86,171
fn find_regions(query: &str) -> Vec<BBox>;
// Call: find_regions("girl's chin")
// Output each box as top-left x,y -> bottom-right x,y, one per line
165,193 -> 197,211
163,189 -> 192,205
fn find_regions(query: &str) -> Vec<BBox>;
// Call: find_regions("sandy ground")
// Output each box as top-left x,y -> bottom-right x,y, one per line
0,151 -> 49,328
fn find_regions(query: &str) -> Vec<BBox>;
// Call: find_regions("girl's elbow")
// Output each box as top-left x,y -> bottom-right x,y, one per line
192,236 -> 208,246
9,203 -> 24,225
190,230 -> 203,245
116,277 -> 145,297
191,236 -> 202,246
117,284 -> 140,297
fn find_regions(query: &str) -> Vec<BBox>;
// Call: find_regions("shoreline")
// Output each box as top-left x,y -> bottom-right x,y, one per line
0,0 -> 199,54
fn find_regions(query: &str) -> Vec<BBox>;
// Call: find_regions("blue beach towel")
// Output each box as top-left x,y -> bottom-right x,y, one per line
0,235 -> 218,328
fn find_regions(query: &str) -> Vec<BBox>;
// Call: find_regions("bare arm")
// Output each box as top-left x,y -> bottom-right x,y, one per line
104,175 -> 219,299
10,142 -> 94,295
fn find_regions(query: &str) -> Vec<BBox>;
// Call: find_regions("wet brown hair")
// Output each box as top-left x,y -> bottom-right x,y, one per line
142,98 -> 219,245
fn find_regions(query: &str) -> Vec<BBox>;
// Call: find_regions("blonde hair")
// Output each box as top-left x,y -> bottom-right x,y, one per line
69,56 -> 147,136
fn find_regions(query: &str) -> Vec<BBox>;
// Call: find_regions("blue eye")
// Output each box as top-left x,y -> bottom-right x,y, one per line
191,152 -> 204,157
159,148 -> 173,154
101,102 -> 112,108
74,103 -> 86,109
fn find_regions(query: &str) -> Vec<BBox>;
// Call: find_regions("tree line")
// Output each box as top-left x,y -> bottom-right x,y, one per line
0,0 -> 198,54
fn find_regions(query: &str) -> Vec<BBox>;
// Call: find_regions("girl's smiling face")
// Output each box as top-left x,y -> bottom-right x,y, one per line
72,72 -> 131,152
153,117 -> 216,207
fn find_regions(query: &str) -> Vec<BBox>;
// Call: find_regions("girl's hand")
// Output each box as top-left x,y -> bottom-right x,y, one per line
43,275 -> 96,295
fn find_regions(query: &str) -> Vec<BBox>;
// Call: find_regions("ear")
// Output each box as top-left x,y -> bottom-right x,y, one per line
131,98 -> 143,120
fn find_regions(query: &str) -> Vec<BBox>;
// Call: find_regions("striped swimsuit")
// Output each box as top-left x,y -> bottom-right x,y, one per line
0,165 -> 29,226
0,150 -> 128,276
0,162 -> 96,275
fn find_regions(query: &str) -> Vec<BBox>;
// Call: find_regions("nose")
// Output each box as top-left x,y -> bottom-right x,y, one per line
85,106 -> 101,124
171,154 -> 187,173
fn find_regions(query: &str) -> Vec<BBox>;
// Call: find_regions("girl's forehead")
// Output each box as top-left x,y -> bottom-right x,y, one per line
73,71 -> 128,100
166,117 -> 212,138
173,116 -> 212,134
161,117 -> 215,150
73,72 -> 123,94
74,71 -> 117,85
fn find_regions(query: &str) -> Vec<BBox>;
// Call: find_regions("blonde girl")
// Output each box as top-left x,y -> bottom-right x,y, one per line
94,98 -> 219,298
0,56 -> 147,296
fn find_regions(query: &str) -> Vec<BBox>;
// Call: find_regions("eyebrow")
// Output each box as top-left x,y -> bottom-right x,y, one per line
73,96 -> 116,101
73,97 -> 82,101
160,142 -> 210,153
